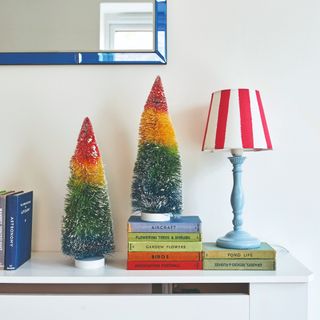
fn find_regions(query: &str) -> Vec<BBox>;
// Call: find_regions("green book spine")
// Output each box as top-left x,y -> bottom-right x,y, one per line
0,195 -> 5,270
203,242 -> 276,259
203,259 -> 276,270
128,241 -> 202,252
204,250 -> 275,259
128,233 -> 201,242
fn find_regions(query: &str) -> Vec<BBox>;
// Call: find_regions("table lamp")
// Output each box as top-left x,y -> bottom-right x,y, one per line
202,89 -> 272,249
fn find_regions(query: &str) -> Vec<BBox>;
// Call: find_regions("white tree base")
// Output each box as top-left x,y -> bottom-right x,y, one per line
141,212 -> 171,222
74,256 -> 105,269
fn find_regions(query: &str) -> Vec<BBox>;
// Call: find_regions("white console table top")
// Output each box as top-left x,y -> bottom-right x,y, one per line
0,250 -> 313,284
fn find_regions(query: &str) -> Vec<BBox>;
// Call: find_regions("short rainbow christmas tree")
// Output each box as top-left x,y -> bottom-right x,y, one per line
62,117 -> 114,268
132,76 -> 182,221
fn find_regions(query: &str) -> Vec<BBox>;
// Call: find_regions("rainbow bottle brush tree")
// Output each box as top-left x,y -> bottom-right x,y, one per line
62,117 -> 114,269
132,76 -> 182,222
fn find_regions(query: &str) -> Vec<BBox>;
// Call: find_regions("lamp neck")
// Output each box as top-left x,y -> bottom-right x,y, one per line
228,155 -> 246,231
230,148 -> 244,157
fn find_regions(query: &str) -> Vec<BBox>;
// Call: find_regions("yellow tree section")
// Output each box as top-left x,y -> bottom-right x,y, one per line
139,108 -> 177,148
71,158 -> 106,186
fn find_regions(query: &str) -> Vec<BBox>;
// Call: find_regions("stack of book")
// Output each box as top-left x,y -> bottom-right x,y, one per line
0,191 -> 33,270
127,215 -> 202,270
202,242 -> 276,270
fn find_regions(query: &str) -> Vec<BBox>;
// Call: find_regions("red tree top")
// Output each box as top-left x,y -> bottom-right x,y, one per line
73,117 -> 101,165
144,76 -> 168,112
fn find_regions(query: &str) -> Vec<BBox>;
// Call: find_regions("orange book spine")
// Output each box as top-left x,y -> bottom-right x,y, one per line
127,251 -> 201,261
127,261 -> 203,270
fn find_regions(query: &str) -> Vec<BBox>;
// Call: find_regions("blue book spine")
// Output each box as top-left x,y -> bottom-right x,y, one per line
128,222 -> 200,233
5,192 -> 33,270
128,222 -> 201,233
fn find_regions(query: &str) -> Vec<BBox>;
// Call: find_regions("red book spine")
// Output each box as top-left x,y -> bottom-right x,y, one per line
127,261 -> 203,270
128,251 -> 201,261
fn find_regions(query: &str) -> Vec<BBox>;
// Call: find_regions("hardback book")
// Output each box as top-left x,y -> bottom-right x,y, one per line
203,242 -> 276,259
128,241 -> 202,252
5,191 -> 33,270
128,251 -> 202,261
0,193 -> 7,269
203,258 -> 276,271
127,260 -> 203,270
128,232 -> 201,242
0,191 -> 16,270
127,215 -> 201,233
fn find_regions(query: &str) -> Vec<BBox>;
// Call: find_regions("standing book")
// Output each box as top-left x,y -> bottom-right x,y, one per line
0,191 -> 15,270
5,191 -> 33,270
0,192 -> 7,269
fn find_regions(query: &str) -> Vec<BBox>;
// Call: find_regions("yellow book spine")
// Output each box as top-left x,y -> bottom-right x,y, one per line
203,259 -> 276,270
128,241 -> 202,252
128,233 -> 201,242
203,250 -> 275,259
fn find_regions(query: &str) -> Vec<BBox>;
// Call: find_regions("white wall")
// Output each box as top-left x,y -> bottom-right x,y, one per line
0,0 -> 319,318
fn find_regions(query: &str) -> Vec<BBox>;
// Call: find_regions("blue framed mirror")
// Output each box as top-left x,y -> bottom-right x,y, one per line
0,0 -> 166,65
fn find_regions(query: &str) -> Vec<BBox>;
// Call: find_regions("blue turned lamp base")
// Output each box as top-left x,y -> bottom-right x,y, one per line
217,154 -> 261,250
217,230 -> 261,249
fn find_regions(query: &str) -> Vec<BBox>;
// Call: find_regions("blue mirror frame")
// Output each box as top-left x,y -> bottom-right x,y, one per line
0,0 -> 166,65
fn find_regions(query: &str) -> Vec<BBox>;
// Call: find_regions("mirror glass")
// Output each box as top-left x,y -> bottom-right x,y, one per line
0,0 -> 166,64
100,2 -> 154,51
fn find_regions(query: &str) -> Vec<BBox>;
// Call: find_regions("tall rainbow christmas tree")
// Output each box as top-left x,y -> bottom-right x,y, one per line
62,117 -> 114,268
132,76 -> 182,221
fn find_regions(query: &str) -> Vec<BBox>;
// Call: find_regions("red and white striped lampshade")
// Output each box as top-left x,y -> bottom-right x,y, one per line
202,89 -> 272,152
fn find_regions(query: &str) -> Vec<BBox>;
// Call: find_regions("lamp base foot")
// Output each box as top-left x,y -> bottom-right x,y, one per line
217,230 -> 261,249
